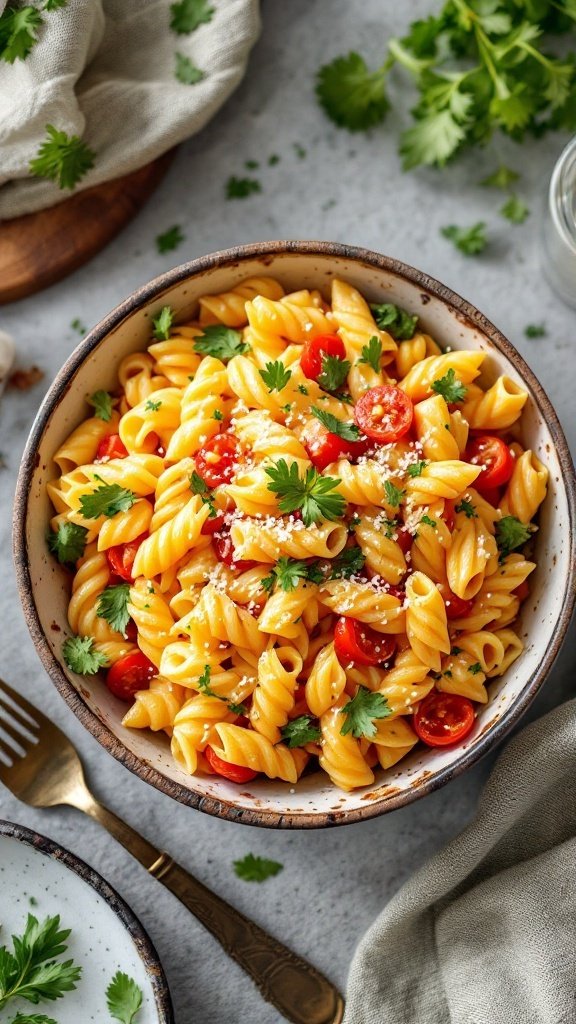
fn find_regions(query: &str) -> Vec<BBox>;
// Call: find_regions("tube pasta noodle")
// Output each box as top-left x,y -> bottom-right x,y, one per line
47,276 -> 545,792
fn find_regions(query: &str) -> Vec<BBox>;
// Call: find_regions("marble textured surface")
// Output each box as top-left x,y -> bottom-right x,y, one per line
0,2 -> 575,1022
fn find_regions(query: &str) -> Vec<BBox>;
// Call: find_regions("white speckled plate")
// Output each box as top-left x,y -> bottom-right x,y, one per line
0,821 -> 173,1023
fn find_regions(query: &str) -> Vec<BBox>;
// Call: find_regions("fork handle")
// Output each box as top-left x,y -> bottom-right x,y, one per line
74,791 -> 343,1024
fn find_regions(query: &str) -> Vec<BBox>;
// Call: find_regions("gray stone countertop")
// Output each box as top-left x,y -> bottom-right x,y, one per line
0,2 -> 575,1022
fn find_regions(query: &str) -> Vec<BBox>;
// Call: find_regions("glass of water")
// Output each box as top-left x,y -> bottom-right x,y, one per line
543,136 -> 576,309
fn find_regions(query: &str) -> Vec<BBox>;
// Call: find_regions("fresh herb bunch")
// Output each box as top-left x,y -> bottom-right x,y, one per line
316,1 -> 576,168
0,913 -> 82,1011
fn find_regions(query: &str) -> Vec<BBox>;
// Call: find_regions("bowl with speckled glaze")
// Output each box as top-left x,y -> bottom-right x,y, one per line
13,241 -> 576,828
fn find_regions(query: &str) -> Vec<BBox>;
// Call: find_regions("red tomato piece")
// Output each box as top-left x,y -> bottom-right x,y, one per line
300,334 -> 346,381
124,619 -> 138,643
334,616 -> 396,667
385,584 -> 406,603
106,534 -> 147,583
354,386 -> 414,444
479,486 -> 501,508
413,692 -> 475,747
464,435 -> 514,492
514,579 -> 530,602
96,434 -> 128,461
106,650 -> 156,702
195,434 -> 240,488
437,582 -> 474,620
205,745 -> 259,783
213,527 -> 257,571
443,499 -> 456,532
395,527 -> 413,555
201,511 -> 225,535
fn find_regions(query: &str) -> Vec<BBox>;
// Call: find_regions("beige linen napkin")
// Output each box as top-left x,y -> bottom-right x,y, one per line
345,698 -> 576,1024
0,0 -> 260,218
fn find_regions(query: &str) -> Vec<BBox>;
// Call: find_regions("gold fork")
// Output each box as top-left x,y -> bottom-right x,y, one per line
0,678 -> 344,1024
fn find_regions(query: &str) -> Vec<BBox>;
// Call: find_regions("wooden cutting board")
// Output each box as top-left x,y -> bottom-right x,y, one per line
0,150 -> 176,305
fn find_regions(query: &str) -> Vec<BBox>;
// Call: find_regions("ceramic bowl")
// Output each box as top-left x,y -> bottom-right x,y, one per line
13,241 -> 576,828
0,820 -> 173,1022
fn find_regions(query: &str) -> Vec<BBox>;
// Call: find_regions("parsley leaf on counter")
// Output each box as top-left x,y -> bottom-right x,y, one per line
315,52 -> 389,131
152,306 -> 174,340
9,1013 -> 59,1023
170,0 -> 214,34
280,716 -> 321,748
226,176 -> 261,199
79,480 -> 137,519
431,368 -> 467,404
106,971 -> 143,1024
340,686 -> 391,738
358,336 -> 382,372
48,522 -> 87,565
30,125 -> 95,190
265,459 -> 345,527
156,225 -> 184,253
525,323 -> 547,338
71,318 -> 86,334
0,913 -> 81,1012
259,360 -> 292,392
329,545 -> 365,580
480,166 -> 520,189
97,584 -> 131,637
441,222 -> 487,256
87,389 -> 113,421
496,516 -> 533,558
500,195 -> 530,224
310,407 -> 361,441
174,52 -> 203,85
261,556 -> 324,594
233,854 -> 283,883
62,636 -> 109,675
0,6 -> 42,63
194,324 -> 249,361
318,354 -> 351,393
370,303 -> 418,340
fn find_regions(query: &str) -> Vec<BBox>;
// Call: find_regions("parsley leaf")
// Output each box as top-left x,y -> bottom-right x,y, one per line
145,398 -> 161,411
9,1013 -> 59,1023
316,52 -> 389,131
370,303 -> 418,340
524,323 -> 547,338
174,52 -> 203,85
310,406 -> 361,441
259,360 -> 292,392
189,471 -> 217,516
193,324 -> 249,361
280,716 -> 321,748
233,854 -> 283,883
70,318 -> 86,335
62,636 -> 108,675
480,166 -> 520,189
358,336 -> 382,373
495,516 -> 533,558
87,389 -> 113,421
0,6 -> 42,64
44,0 -> 68,8
500,195 -> 530,224
47,522 -> 87,565
407,460 -> 427,478
170,0 -> 214,34
420,514 -> 437,528
97,584 -> 131,637
0,913 -> 82,1011
469,662 -> 483,675
340,686 -> 391,738
455,498 -> 477,519
79,480 -> 137,519
377,515 -> 398,539
29,124 -> 95,191
226,176 -> 261,199
329,545 -> 365,579
441,222 -> 487,256
265,459 -> 345,527
401,108 -> 467,171
384,480 -> 404,508
156,225 -> 184,253
196,663 -> 217,697
431,368 -> 467,403
106,971 -> 143,1024
317,353 -> 351,392
261,556 -> 324,594
152,306 -> 174,340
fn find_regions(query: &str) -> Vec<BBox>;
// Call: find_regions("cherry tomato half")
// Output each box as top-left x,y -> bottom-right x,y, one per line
106,534 -> 147,583
201,511 -> 225,535
195,434 -> 240,488
304,418 -> 368,471
205,745 -> 259,783
464,435 -> 514,492
437,583 -> 474,620
213,527 -> 257,572
300,334 -> 346,381
334,616 -> 396,667
106,650 -> 156,702
354,386 -> 414,444
413,692 -> 475,747
96,434 -> 128,461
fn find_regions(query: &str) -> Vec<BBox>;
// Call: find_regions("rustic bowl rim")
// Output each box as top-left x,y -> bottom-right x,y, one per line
12,239 -> 576,829
0,818 -> 174,1021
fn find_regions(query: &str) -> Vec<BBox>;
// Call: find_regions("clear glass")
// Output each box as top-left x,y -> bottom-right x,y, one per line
543,136 -> 576,309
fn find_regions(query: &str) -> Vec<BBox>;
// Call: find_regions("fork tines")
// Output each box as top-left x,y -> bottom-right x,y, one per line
0,679 -> 39,764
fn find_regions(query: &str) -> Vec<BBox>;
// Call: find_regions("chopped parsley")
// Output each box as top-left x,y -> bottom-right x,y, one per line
63,635 -> 108,675
259,360 -> 292,392
431,368 -> 467,404
280,716 -> 321,748
233,854 -> 283,883
500,195 -> 530,224
0,912 -> 82,1012
189,471 -> 218,517
0,5 -> 43,63
226,176 -> 262,199
370,303 -> 418,340
170,0 -> 214,34
310,406 -> 360,441
265,459 -> 345,527
79,480 -> 137,519
328,545 -> 365,580
29,124 -> 95,190
407,460 -> 427,478
524,324 -> 547,339
358,336 -> 382,372
317,354 -> 351,393
193,324 -> 250,361
87,390 -> 113,421
340,686 -> 391,738
152,306 -> 174,340
455,499 -> 477,519
496,516 -> 533,559
48,522 -> 87,565
469,662 -> 483,675
106,970 -> 143,1023
315,52 -> 389,132
420,514 -> 437,528
97,584 -> 131,637
156,225 -> 185,253
145,398 -> 162,412
441,223 -> 487,256
213,409 -> 223,420
174,53 -> 204,85
384,480 -> 404,509
261,556 -> 324,594
480,166 -> 520,189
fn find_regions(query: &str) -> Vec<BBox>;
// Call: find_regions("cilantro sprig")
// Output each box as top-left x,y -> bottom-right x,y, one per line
280,716 -> 321,748
170,0 -> 214,34
265,459 -> 345,527
233,854 -> 283,883
358,336 -> 382,373
0,913 -> 82,1012
315,52 -> 389,131
261,556 -> 324,594
79,480 -> 137,519
30,125 -> 95,191
152,306 -> 174,340
340,686 -> 391,738
174,53 -> 204,85
259,360 -> 292,392
317,354 -> 351,393
431,368 -> 467,404
441,223 -> 487,256
97,584 -> 131,637
47,522 -> 87,565
62,636 -> 109,675
370,304 -> 418,340
384,480 -> 404,509
496,516 -> 534,559
189,471 -> 218,517
193,325 -> 250,361
328,545 -> 365,580
87,389 -> 113,421
310,407 -> 361,441
0,6 -> 42,64
106,971 -> 143,1024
